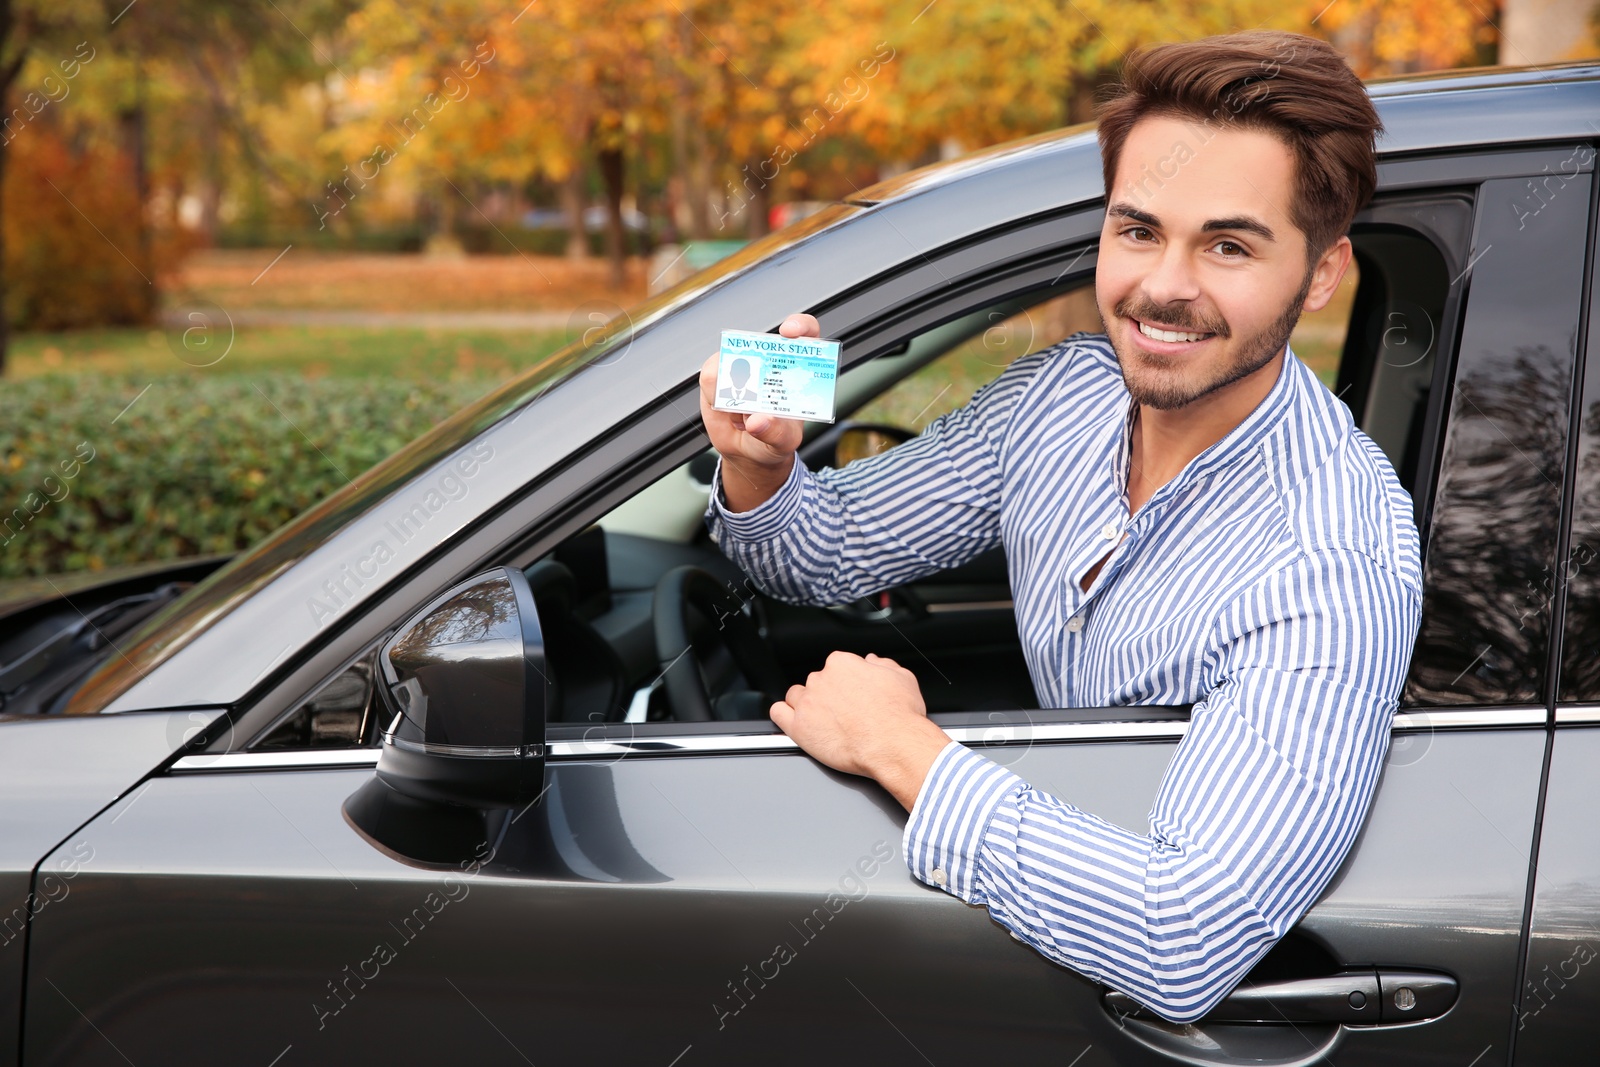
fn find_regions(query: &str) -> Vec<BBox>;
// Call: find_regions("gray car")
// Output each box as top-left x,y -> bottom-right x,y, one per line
3,60 -> 1599,1066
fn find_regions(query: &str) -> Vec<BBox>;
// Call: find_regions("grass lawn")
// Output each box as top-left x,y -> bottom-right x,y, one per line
7,324 -> 575,384
0,323 -> 583,585
0,251 -> 637,586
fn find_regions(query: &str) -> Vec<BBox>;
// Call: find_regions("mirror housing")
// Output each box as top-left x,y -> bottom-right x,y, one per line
374,566 -> 549,807
344,567 -> 549,865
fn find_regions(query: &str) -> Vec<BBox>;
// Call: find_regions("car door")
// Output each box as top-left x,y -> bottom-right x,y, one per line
20,148 -> 1589,1066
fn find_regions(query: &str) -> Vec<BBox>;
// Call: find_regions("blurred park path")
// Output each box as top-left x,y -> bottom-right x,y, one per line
164,249 -> 648,315
158,308 -> 575,330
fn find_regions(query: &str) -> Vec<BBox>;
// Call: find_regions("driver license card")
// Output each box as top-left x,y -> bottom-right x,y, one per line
713,329 -> 840,423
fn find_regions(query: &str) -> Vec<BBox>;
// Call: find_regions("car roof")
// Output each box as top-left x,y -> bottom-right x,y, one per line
849,61 -> 1600,208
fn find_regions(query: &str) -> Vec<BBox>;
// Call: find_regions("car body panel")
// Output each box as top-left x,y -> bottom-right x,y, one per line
1514,724 -> 1600,1064
25,724 -> 1539,1065
0,710 -> 223,1067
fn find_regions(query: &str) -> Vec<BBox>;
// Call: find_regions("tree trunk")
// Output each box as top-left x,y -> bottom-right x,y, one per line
559,166 -> 587,260
198,87 -> 236,245
437,185 -> 456,238
688,117 -> 713,239
198,167 -> 222,245
675,15 -> 711,240
597,145 -> 626,289
743,159 -> 770,239
118,50 -> 154,317
0,117 -> 9,376
668,97 -> 691,241
0,0 -> 21,375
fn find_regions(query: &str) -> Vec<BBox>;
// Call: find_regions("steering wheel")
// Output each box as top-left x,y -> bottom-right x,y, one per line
651,565 -> 787,722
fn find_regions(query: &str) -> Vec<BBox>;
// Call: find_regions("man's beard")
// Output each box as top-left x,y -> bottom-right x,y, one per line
1111,274 -> 1311,411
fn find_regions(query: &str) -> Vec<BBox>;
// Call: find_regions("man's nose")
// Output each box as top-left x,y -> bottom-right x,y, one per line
1141,245 -> 1201,309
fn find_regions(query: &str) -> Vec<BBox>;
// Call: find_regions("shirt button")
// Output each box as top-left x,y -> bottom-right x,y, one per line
1102,522 -> 1119,541
1066,615 -> 1084,633
931,867 -> 948,887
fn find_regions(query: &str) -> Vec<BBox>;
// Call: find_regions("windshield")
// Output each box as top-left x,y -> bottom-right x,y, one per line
64,205 -> 861,715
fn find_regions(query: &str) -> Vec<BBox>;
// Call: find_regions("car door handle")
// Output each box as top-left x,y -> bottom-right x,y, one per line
1103,968 -> 1457,1025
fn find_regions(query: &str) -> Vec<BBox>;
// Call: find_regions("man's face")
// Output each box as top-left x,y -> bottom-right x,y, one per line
1095,114 -> 1348,411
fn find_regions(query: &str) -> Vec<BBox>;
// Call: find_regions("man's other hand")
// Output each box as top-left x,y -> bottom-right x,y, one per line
700,313 -> 813,512
770,651 -> 953,811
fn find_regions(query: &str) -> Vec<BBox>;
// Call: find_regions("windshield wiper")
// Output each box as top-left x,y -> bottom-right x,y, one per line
0,583 -> 188,715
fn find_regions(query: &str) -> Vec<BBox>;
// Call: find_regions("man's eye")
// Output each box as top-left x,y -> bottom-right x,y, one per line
1124,227 -> 1155,242
1214,240 -> 1247,257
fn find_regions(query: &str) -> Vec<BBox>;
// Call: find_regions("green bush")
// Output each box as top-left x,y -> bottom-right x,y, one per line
453,226 -> 651,257
0,374 -> 488,579
215,223 -> 429,253
213,224 -> 652,257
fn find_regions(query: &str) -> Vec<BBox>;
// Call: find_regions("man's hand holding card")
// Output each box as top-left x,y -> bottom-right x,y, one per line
697,313 -> 840,513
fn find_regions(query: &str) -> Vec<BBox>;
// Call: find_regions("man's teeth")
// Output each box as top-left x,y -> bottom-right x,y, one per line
1138,321 -> 1208,343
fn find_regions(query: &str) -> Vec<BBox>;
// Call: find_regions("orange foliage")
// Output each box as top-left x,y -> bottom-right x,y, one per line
3,125 -> 164,330
1314,0 -> 1499,75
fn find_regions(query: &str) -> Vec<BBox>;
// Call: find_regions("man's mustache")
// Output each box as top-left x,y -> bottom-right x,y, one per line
1114,296 -> 1231,339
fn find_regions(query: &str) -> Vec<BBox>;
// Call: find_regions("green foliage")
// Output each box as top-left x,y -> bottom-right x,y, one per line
212,224 -> 650,257
453,226 -> 651,257
215,224 -> 429,253
0,374 -> 486,578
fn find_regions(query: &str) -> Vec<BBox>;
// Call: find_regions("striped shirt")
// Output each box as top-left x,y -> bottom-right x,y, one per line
706,333 -> 1423,1023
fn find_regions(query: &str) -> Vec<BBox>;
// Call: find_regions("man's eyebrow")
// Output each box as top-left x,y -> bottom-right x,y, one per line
1108,204 -> 1277,243
1203,215 -> 1276,241
1107,203 -> 1160,227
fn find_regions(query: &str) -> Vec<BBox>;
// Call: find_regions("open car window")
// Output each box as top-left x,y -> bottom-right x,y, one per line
253,194 -> 1475,751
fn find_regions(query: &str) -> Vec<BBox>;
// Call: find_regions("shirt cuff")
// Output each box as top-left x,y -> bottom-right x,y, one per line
902,741 -> 1027,903
708,453 -> 806,541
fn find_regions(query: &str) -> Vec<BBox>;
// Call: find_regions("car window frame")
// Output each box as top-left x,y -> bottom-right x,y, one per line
1554,141 -> 1600,707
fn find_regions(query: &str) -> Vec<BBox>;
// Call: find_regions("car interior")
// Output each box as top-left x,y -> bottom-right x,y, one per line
255,204 -> 1460,751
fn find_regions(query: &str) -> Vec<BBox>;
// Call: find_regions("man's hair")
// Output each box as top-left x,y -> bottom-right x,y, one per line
1096,31 -> 1383,257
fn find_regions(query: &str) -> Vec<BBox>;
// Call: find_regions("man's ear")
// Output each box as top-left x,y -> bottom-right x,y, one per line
1301,236 -> 1353,314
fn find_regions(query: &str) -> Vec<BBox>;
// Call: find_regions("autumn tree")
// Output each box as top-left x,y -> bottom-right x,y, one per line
117,0 -> 363,245
0,0 -> 103,371
1315,0 -> 1499,74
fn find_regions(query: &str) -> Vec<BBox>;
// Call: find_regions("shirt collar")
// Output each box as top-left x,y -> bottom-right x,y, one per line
1113,343 -> 1306,512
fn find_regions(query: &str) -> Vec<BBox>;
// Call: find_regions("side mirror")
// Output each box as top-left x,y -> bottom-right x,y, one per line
344,567 -> 550,865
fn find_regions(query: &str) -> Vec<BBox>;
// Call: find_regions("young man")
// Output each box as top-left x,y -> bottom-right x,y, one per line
699,31 -> 1421,1023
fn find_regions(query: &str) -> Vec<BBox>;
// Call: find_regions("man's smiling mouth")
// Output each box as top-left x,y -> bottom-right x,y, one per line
1135,319 -> 1214,344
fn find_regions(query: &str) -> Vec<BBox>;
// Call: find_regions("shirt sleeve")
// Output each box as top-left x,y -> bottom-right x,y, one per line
705,346 -> 1060,607
902,547 -> 1422,1024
